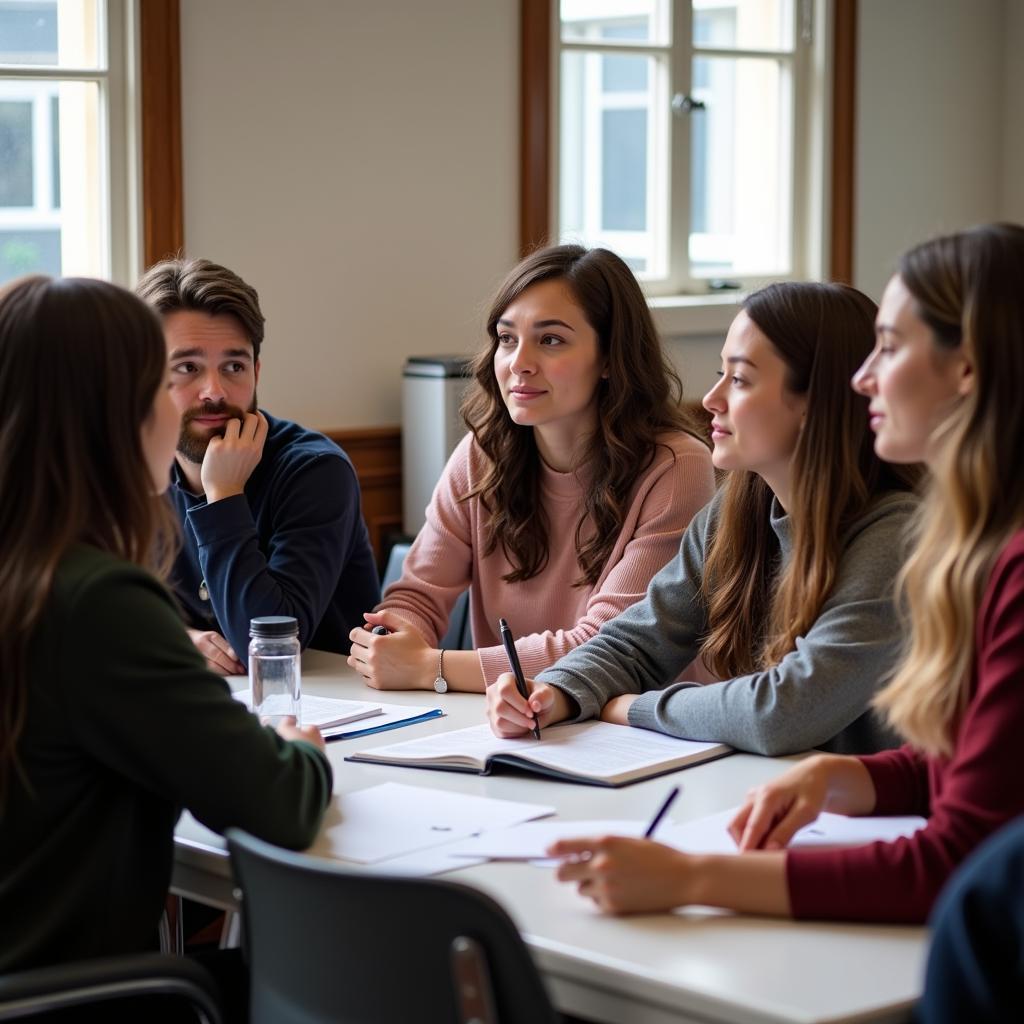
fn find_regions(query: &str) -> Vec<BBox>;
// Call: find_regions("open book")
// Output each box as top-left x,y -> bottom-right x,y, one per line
347,721 -> 731,787
232,689 -> 384,729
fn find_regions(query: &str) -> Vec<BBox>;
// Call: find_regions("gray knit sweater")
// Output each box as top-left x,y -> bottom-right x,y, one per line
535,489 -> 917,756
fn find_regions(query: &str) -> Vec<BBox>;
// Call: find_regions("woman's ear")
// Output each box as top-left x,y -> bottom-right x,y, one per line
955,355 -> 974,396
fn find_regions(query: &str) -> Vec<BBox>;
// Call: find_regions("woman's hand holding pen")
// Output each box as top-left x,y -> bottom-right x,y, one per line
486,674 -> 572,737
727,754 -> 877,851
548,836 -> 692,914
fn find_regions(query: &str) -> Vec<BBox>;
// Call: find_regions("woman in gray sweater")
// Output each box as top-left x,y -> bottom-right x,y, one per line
487,281 -> 919,756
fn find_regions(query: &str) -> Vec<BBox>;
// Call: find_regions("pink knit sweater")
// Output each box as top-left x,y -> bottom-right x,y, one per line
379,431 -> 716,685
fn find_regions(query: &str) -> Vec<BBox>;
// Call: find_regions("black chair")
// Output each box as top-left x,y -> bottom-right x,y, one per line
227,829 -> 558,1024
381,541 -> 473,650
0,953 -> 222,1022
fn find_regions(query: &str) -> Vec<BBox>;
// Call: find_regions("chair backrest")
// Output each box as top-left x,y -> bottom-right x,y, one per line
381,541 -> 472,651
0,953 -> 222,1023
226,829 -> 557,1024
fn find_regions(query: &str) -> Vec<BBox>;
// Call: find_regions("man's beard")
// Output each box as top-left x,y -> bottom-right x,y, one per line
177,394 -> 259,464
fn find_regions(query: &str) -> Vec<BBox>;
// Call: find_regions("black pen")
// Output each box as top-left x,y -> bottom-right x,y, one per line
643,786 -> 680,839
498,617 -> 541,740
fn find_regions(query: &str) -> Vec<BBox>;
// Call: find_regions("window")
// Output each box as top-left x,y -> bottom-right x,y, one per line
0,0 -> 138,286
554,0 -> 830,296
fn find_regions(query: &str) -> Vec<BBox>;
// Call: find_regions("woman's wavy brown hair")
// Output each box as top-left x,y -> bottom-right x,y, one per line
875,223 -> 1024,756
700,282 -> 921,678
461,244 -> 704,585
0,276 -> 178,803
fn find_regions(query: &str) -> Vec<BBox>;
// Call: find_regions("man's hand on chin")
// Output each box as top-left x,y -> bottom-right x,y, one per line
201,411 -> 268,503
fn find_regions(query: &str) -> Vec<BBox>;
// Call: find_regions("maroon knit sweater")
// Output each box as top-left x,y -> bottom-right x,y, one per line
787,529 -> 1024,923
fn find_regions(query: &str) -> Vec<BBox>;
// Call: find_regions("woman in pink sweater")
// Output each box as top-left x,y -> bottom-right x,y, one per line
549,223 -> 1024,925
347,244 -> 715,693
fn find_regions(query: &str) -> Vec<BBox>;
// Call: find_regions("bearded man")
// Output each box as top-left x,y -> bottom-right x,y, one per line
137,257 -> 379,672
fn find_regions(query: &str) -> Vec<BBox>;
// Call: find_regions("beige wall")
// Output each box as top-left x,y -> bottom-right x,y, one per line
179,0 -> 519,429
1000,0 -> 1024,223
179,0 -> 1022,429
853,0 -> 1007,299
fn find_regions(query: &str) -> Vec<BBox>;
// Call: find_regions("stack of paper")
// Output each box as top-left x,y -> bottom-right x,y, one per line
233,689 -> 382,727
232,689 -> 444,739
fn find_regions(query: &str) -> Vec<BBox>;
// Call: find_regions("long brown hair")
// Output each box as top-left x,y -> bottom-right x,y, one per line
876,223 -> 1024,755
0,276 -> 178,801
461,244 -> 704,585
701,282 -> 920,677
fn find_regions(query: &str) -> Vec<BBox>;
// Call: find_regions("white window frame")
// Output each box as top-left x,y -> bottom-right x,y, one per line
551,0 -> 833,309
0,0 -> 141,285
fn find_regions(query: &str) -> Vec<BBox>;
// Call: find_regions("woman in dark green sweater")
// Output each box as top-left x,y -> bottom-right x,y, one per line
0,276 -> 333,975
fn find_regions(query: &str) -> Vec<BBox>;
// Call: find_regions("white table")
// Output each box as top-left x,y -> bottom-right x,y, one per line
173,651 -> 926,1024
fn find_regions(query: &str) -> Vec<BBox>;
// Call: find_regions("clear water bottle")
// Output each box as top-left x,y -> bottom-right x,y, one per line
249,616 -> 301,727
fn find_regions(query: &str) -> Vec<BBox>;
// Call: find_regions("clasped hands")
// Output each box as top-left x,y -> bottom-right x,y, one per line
347,610 -> 437,689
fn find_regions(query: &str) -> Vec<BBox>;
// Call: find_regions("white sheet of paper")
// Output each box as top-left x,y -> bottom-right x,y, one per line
232,689 -> 382,727
364,846 -> 487,877
315,782 -> 556,864
442,808 -> 928,864
659,808 -> 928,855
443,819 -> 646,860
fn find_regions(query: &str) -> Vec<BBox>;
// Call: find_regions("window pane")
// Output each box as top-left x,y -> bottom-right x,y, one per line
0,79 -> 103,284
0,0 -> 103,68
50,91 -> 59,207
602,53 -> 648,92
602,108 -> 645,230
689,56 -> 792,276
561,0 -> 668,46
0,100 -> 33,205
0,228 -> 60,278
693,0 -> 794,52
559,49 -> 664,277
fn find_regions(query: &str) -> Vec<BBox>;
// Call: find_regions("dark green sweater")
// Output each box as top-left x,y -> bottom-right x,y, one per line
0,545 -> 333,972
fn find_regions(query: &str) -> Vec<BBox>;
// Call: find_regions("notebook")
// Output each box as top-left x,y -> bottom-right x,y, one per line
347,721 -> 731,787
232,689 -> 384,729
320,703 -> 444,741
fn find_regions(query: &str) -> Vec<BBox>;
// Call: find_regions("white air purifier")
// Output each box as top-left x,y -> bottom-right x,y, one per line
402,355 -> 472,536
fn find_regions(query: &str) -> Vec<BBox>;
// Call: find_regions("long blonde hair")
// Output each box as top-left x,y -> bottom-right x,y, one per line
701,283 -> 919,677
875,224 -> 1024,756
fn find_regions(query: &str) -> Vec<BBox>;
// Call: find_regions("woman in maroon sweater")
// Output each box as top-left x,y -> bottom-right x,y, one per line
549,222 -> 1024,924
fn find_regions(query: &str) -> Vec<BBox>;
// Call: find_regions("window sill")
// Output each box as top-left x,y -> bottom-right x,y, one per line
648,293 -> 742,339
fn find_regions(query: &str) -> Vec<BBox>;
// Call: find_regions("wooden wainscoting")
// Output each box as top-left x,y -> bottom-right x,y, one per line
323,426 -> 402,567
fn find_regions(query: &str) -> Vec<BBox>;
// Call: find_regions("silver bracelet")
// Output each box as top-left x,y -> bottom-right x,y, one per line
433,648 -> 449,693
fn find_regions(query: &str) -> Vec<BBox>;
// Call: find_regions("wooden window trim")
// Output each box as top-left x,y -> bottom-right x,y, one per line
520,0 -> 552,256
521,0 -> 858,281
139,0 -> 184,269
829,0 -> 857,283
